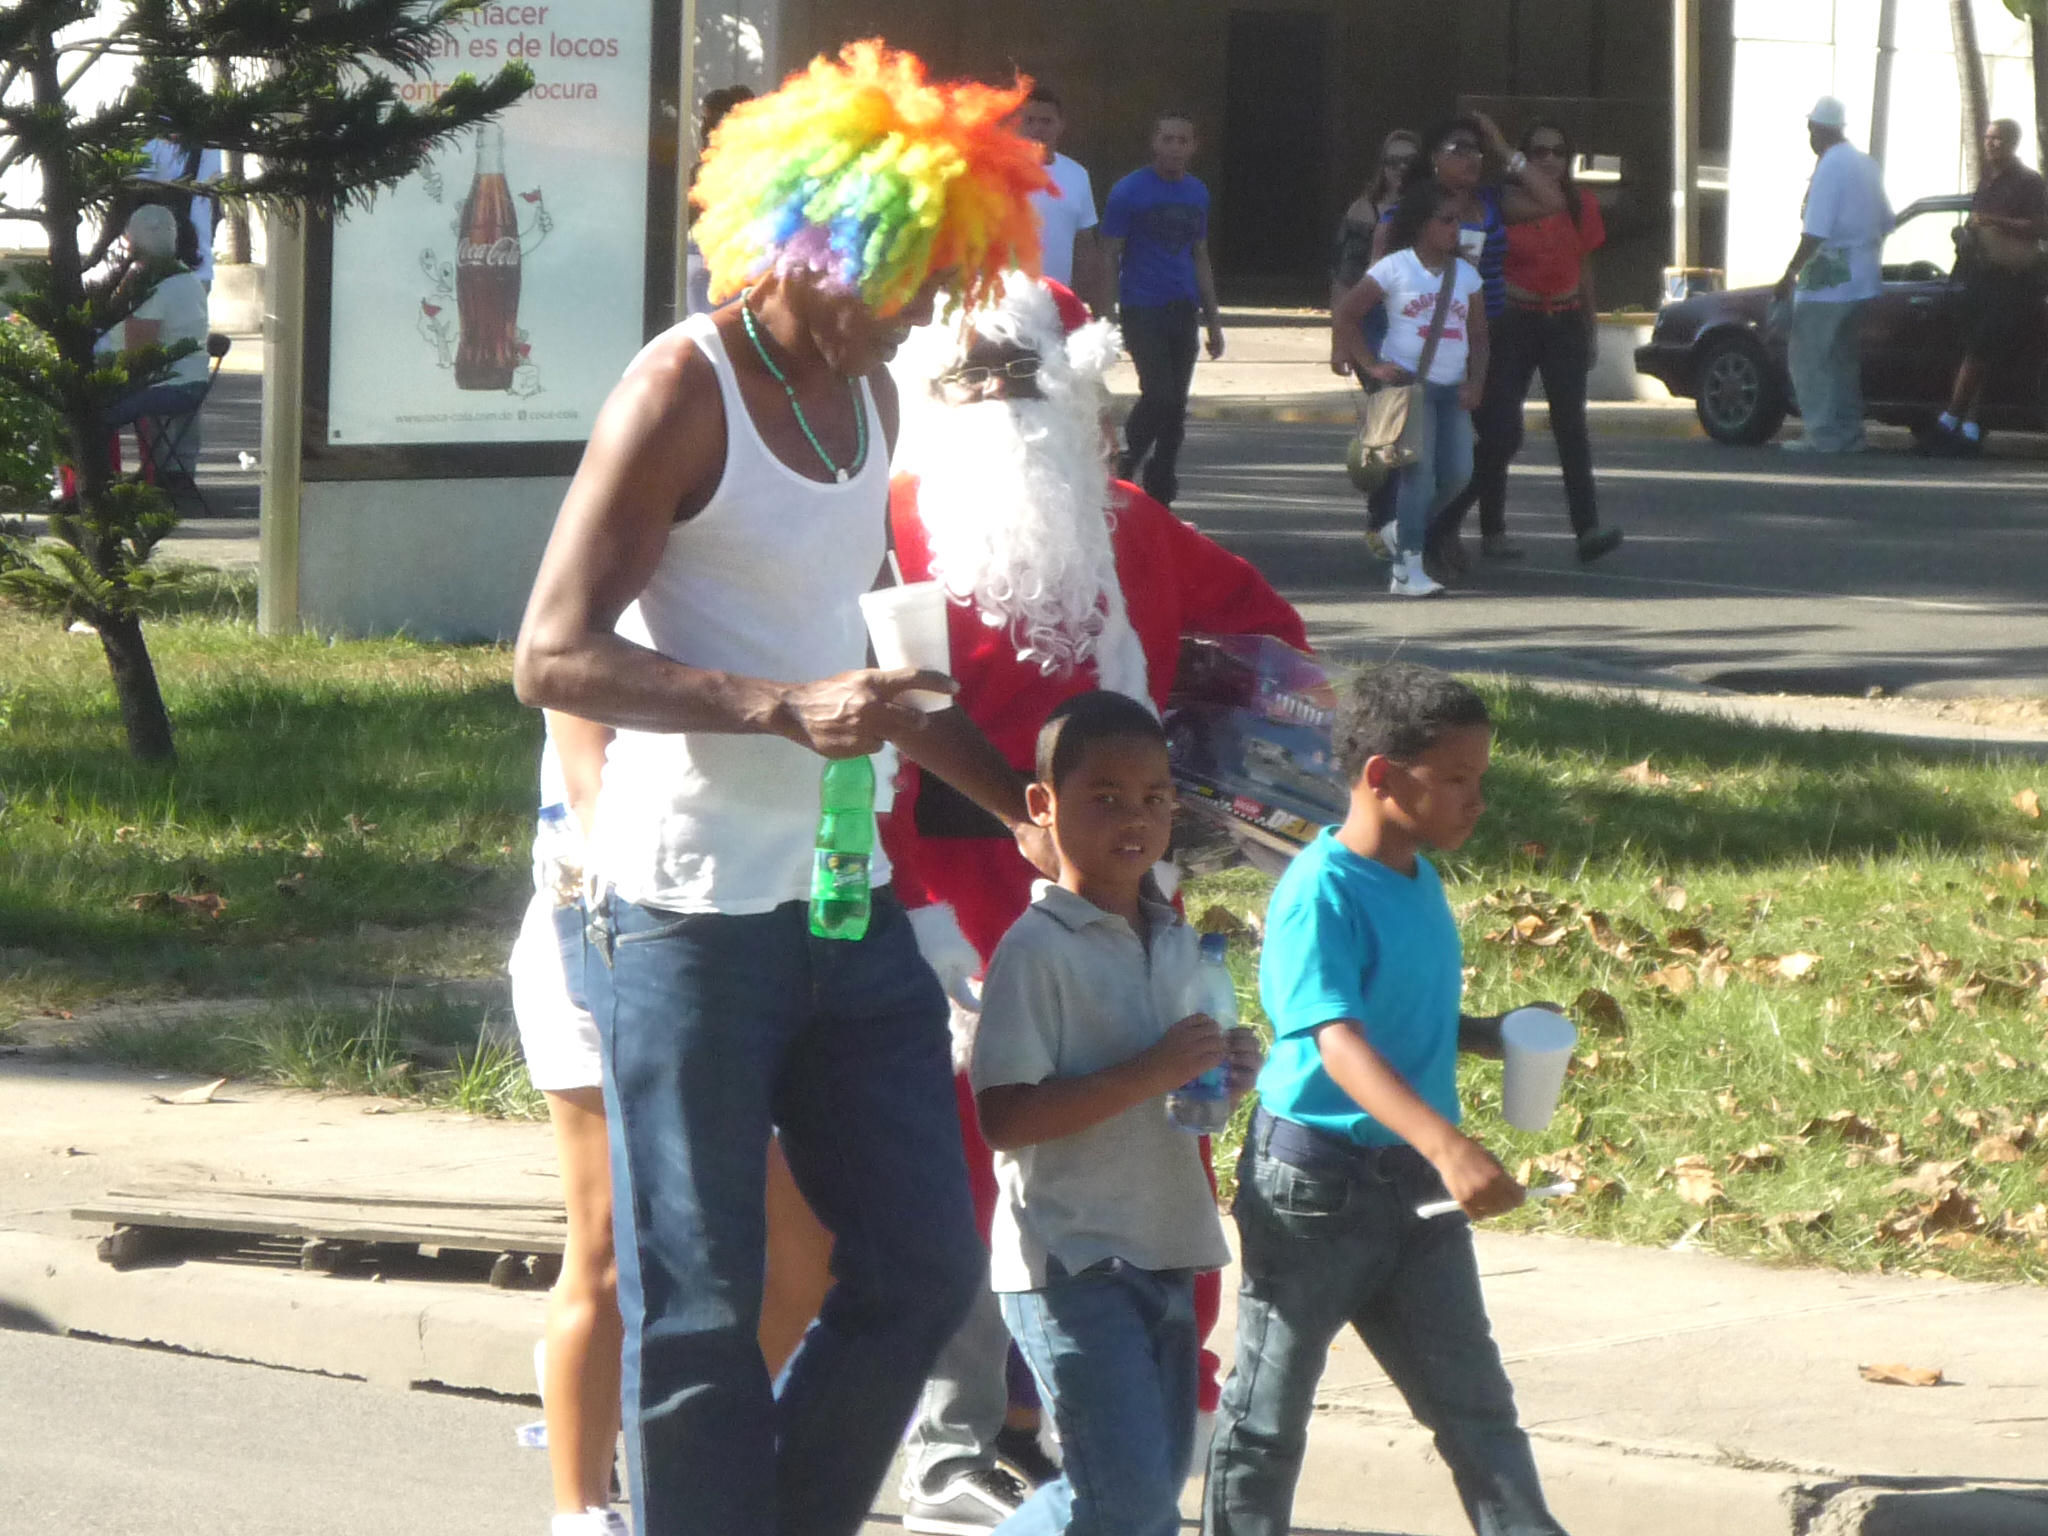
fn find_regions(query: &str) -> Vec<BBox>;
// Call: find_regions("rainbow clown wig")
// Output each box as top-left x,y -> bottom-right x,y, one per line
691,41 -> 1053,317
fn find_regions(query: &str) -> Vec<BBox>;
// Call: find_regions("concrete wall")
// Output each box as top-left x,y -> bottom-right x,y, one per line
1726,0 -> 2038,287
297,477 -> 566,642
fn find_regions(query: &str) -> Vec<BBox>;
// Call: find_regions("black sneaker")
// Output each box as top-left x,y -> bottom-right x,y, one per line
993,1423 -> 1062,1487
1576,527 -> 1624,563
902,1465 -> 1030,1534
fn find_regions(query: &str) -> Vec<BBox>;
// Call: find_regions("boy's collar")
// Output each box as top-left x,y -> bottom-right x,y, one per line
1030,879 -> 1181,934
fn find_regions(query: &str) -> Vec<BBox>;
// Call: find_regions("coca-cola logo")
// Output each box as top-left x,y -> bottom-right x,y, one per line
458,236 -> 519,267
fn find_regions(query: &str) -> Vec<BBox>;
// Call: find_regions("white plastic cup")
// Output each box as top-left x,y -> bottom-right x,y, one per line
859,582 -> 953,712
1500,1007 -> 1578,1132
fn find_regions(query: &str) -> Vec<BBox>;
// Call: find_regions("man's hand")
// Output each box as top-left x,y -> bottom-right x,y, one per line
1772,273 -> 1796,304
1458,374 -> 1483,412
1429,1132 -> 1525,1220
1013,820 -> 1060,880
775,668 -> 955,758
1206,321 -> 1226,360
1224,1026 -> 1265,1101
1143,1012 -> 1226,1093
1330,345 -> 1354,377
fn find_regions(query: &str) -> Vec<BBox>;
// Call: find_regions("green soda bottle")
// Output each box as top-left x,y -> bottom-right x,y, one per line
808,755 -> 875,940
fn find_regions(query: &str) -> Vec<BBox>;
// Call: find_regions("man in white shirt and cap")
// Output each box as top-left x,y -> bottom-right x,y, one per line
1773,95 -> 1894,454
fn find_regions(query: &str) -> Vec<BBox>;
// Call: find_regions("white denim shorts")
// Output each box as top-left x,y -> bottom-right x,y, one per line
507,888 -> 602,1093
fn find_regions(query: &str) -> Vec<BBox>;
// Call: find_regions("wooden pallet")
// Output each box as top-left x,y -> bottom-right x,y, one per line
74,1182 -> 567,1281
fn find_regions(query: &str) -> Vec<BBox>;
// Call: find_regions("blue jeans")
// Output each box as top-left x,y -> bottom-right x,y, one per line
578,887 -> 984,1536
1394,381 -> 1475,557
1204,1113 -> 1566,1536
997,1262 -> 1200,1536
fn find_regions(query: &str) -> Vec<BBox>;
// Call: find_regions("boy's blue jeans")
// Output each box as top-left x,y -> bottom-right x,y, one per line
1204,1111 -> 1567,1536
997,1261 -> 1200,1536
579,887 -> 984,1536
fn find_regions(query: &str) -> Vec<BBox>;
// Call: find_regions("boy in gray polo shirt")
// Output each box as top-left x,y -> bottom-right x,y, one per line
972,691 -> 1262,1536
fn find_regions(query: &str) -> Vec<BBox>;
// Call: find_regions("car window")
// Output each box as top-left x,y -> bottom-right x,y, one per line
1881,207 -> 1967,282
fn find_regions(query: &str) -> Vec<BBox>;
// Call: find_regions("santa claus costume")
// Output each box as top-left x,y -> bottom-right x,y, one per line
883,274 -> 1306,1520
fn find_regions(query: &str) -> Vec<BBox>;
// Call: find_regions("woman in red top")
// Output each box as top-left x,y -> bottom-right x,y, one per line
1433,121 -> 1623,565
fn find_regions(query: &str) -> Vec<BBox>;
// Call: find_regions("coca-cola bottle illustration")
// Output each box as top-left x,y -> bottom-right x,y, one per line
454,123 -> 521,391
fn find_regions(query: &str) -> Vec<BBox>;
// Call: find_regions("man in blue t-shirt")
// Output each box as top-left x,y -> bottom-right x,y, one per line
1101,111 -> 1223,507
1204,662 -> 1571,1536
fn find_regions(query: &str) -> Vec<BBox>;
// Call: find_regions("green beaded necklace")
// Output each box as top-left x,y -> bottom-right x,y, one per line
739,287 -> 866,483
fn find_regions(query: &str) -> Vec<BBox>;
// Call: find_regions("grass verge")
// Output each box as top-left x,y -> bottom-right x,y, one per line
1191,684 -> 2048,1284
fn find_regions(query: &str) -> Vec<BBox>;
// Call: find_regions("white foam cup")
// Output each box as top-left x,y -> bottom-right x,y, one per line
859,582 -> 953,712
1499,1007 -> 1578,1132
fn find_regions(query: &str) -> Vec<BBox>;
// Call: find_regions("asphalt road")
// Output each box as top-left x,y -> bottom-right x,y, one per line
1173,419 -> 2048,694
0,1327 -> 938,1535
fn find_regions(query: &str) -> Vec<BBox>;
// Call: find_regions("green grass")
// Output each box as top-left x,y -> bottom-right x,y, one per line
1193,686 -> 2048,1284
0,570 -> 536,1021
80,993 -> 544,1119
6,585 -> 2048,1276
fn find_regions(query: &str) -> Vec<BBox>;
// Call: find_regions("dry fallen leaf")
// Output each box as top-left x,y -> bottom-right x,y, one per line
1775,951 -> 1822,981
1571,987 -> 1627,1037
1859,1362 -> 1943,1388
1646,962 -> 1696,996
1517,841 -> 1549,861
1654,880 -> 1690,913
1619,758 -> 1673,787
1195,905 -> 1251,938
1728,1142 -> 1782,1174
146,1076 -> 228,1106
1972,1135 -> 2025,1165
1671,1154 -> 1724,1206
2015,789 -> 2043,820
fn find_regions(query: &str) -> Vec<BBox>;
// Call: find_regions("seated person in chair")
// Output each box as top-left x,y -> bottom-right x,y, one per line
97,204 -> 211,437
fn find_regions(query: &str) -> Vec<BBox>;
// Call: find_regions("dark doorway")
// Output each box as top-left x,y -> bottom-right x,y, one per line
1219,9 -> 1330,300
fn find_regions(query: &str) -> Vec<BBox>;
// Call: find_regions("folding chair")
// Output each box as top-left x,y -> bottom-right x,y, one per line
134,332 -> 232,517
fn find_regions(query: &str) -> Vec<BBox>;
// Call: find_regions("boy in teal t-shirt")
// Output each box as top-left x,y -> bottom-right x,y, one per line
1203,663 -> 1569,1536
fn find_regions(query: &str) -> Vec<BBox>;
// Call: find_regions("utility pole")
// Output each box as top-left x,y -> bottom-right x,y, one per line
675,0 -> 699,320
1870,0 -> 1898,168
1670,0 -> 1701,284
258,208 -> 304,637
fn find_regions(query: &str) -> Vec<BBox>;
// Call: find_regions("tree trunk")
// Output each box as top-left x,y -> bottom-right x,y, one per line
226,150 -> 251,265
1952,0 -> 1990,183
97,612 -> 177,762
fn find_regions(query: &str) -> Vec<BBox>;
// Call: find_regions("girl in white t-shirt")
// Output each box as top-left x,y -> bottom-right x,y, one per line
1331,179 -> 1489,597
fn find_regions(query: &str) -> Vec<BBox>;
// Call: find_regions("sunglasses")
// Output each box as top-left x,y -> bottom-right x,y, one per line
939,356 -> 1042,389
1440,140 -> 1483,158
1384,153 -> 1419,170
1527,143 -> 1567,159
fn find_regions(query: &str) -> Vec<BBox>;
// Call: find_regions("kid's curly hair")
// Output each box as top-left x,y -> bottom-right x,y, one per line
691,41 -> 1052,316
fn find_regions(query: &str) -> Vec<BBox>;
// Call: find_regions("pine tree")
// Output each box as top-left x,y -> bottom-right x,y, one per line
0,1 -> 532,761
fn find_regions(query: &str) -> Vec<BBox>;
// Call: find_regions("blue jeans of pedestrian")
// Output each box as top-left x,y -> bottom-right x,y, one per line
1394,380 -> 1475,558
997,1261 -> 1200,1536
578,887 -> 984,1536
1204,1112 -> 1566,1536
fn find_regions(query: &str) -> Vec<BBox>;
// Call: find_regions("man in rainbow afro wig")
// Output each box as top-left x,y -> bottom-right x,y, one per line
515,42 -> 1055,1536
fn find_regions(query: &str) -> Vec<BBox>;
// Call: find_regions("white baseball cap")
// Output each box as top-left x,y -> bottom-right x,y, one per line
1808,96 -> 1848,129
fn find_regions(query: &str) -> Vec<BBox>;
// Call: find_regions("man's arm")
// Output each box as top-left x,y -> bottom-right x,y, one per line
1773,234 -> 1821,301
546,711 -> 615,839
1099,234 -> 1124,320
513,336 -> 939,758
1073,228 -> 1114,316
1194,239 -> 1224,358
1315,1020 -> 1522,1216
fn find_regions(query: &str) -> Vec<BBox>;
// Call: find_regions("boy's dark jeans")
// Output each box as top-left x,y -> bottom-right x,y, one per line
1119,299 -> 1200,505
1204,1111 -> 1567,1536
1432,304 -> 1600,545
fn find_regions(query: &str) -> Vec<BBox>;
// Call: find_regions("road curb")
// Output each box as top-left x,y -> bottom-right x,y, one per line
1107,391 -> 1707,437
0,1228 -> 544,1397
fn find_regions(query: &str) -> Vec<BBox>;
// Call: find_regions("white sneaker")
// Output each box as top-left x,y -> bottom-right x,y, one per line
1388,553 -> 1444,598
551,1510 -> 629,1536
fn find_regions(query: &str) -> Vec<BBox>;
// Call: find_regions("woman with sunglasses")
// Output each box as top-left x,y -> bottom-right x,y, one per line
1435,121 -> 1623,567
1333,177 -> 1489,598
1331,129 -> 1422,556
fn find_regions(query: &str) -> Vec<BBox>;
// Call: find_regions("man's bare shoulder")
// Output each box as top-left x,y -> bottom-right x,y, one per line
609,322 -> 722,424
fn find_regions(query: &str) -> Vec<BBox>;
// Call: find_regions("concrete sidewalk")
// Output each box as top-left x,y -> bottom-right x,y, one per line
4,1058 -> 2045,1533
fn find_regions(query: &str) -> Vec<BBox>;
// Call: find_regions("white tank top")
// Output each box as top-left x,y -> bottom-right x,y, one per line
592,312 -> 893,913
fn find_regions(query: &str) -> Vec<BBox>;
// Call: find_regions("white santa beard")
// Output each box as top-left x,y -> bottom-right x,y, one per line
904,394 -> 1128,683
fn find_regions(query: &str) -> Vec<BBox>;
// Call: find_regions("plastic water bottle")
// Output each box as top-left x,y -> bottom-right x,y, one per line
809,755 -> 874,940
1167,933 -> 1236,1133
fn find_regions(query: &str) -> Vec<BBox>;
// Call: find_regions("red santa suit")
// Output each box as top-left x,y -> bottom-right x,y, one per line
880,285 -> 1306,1413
